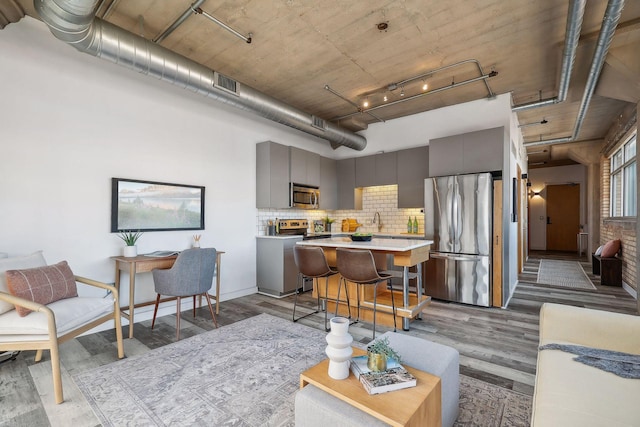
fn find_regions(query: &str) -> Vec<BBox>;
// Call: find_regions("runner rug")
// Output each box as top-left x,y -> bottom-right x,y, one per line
537,259 -> 596,290
73,313 -> 531,426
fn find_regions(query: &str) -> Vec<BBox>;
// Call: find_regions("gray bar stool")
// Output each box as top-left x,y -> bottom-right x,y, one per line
293,245 -> 350,331
336,248 -> 396,339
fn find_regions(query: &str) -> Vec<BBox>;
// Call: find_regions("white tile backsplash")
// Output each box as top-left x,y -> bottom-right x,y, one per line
256,185 -> 423,235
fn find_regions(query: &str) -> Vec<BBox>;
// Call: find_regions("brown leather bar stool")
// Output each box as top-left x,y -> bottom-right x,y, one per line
293,245 -> 350,331
336,248 -> 396,339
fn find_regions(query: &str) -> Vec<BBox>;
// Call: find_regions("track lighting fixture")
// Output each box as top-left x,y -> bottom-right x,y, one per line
383,95 -> 388,102
400,86 -> 405,96
363,98 -> 369,108
422,80 -> 428,91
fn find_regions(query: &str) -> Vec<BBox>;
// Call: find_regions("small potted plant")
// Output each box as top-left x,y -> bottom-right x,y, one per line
367,337 -> 402,372
118,231 -> 143,257
323,216 -> 335,233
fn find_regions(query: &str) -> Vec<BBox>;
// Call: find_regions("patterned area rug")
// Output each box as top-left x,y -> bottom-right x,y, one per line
73,314 -> 531,426
537,259 -> 596,290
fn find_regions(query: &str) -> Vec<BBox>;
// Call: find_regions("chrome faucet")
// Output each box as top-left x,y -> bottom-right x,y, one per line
372,211 -> 382,232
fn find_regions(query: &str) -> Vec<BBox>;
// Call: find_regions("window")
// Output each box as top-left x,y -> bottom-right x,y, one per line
610,133 -> 636,217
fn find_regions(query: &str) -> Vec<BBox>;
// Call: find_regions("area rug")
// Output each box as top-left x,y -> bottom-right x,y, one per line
537,259 -> 596,290
73,314 -> 531,426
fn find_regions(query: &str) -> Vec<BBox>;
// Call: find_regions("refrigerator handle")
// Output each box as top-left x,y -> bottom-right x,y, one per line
430,253 -> 484,262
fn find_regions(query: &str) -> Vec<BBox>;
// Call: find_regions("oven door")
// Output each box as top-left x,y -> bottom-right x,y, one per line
290,183 -> 319,209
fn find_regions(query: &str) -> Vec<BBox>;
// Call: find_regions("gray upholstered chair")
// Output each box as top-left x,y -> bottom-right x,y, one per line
151,248 -> 218,339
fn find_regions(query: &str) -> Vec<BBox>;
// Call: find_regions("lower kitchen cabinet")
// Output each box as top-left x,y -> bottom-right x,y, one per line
256,236 -> 302,297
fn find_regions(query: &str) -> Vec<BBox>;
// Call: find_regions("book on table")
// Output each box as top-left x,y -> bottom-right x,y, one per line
350,356 -> 417,395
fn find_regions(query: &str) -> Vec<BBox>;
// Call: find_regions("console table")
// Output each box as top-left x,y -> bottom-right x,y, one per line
112,251 -> 224,338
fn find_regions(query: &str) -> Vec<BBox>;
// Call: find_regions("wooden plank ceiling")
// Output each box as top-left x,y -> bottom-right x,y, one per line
5,0 -> 640,164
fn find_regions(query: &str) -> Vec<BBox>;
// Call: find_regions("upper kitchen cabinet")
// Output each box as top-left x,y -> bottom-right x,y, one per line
429,127 -> 504,177
337,158 -> 362,210
290,146 -> 320,187
397,146 -> 429,208
355,152 -> 397,187
256,141 -> 290,209
320,156 -> 337,210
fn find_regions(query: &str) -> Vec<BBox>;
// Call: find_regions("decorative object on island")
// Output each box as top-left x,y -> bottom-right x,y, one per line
117,231 -> 143,257
350,232 -> 372,242
366,336 -> 402,371
193,234 -> 201,248
325,317 -> 353,380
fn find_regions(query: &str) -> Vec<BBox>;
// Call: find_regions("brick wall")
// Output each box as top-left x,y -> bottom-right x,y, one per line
599,154 -> 637,291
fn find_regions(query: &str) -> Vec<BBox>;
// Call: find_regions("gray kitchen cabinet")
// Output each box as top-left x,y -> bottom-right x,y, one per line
337,158 -> 362,210
256,141 -> 290,208
290,146 -> 320,186
256,237 -> 302,297
397,146 -> 429,208
376,152 -> 397,185
355,155 -> 376,187
355,152 -> 397,187
320,156 -> 337,209
429,127 -> 504,177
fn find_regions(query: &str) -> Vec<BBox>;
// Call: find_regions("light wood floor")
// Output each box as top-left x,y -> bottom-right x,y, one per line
1,251 -> 637,426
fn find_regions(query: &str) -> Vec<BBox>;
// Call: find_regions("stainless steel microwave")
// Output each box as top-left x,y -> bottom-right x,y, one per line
290,183 -> 319,209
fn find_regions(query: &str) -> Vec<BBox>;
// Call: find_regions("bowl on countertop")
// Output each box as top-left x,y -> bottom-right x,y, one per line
350,234 -> 372,241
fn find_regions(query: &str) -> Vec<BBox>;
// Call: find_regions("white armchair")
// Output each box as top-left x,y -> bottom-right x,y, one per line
0,252 -> 125,404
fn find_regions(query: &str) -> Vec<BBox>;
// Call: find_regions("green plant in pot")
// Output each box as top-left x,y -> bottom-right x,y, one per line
118,231 -> 143,257
323,216 -> 335,233
367,337 -> 402,372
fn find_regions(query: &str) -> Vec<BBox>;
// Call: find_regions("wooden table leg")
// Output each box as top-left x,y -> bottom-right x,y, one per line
128,263 -> 136,339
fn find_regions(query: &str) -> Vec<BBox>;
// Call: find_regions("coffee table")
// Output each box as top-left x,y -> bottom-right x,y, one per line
299,349 -> 442,427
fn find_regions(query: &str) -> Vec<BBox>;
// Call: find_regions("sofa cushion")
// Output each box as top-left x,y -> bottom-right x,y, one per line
6,261 -> 77,317
533,346 -> 640,426
0,295 -> 115,341
594,245 -> 604,256
0,251 -> 47,315
600,239 -> 621,258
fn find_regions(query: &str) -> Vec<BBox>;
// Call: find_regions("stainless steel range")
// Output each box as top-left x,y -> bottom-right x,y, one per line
277,219 -> 308,236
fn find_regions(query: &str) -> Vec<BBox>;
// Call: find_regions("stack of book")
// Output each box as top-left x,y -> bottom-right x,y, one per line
350,355 -> 417,395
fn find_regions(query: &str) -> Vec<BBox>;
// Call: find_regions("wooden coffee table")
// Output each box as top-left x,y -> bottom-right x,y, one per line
299,349 -> 442,427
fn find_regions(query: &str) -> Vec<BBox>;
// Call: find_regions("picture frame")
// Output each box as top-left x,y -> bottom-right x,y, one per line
111,178 -> 205,232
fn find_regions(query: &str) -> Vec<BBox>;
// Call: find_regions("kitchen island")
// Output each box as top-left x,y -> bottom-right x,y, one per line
297,237 -> 433,330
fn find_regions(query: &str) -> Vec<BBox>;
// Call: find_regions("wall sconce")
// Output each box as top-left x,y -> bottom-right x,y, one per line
529,190 -> 541,198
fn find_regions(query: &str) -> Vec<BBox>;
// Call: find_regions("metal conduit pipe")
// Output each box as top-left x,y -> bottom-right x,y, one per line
524,0 -> 624,148
34,0 -> 367,151
153,0 -> 205,44
513,0 -> 586,112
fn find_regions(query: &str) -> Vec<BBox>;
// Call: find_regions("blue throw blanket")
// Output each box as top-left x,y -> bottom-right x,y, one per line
539,343 -> 640,379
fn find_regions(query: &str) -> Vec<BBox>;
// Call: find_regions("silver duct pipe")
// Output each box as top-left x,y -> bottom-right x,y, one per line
524,0 -> 625,148
513,0 -> 586,112
34,0 -> 367,151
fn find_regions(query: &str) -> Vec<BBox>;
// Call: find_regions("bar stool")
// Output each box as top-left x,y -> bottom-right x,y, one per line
293,245 -> 350,331
336,248 -> 397,339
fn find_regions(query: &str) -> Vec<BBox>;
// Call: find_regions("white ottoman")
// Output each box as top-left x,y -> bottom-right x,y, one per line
295,332 -> 460,427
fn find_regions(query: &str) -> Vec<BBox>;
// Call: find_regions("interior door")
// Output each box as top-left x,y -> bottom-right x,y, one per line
546,184 -> 580,251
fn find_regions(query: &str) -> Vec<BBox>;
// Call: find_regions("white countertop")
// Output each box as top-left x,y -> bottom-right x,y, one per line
256,235 -> 303,240
296,236 -> 433,252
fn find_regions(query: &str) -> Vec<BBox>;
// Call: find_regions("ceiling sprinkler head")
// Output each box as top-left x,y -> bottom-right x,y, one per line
377,22 -> 388,31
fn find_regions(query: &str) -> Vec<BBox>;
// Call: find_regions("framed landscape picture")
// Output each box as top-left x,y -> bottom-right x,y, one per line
111,178 -> 205,232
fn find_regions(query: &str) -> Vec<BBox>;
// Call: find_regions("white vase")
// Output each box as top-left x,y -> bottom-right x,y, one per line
325,317 -> 353,380
123,245 -> 137,257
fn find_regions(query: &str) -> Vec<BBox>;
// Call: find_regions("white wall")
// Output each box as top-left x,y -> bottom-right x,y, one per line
0,17 -> 521,319
528,164 -> 587,250
0,17 -> 337,317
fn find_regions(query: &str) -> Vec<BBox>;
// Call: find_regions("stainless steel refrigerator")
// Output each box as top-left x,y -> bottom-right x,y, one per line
424,172 -> 492,306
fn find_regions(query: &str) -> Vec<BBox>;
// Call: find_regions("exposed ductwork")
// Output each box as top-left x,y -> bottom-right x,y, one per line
524,0 -> 625,148
513,0 -> 586,112
34,0 -> 367,151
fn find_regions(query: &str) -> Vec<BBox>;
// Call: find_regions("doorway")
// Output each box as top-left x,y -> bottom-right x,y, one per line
546,184 -> 580,251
